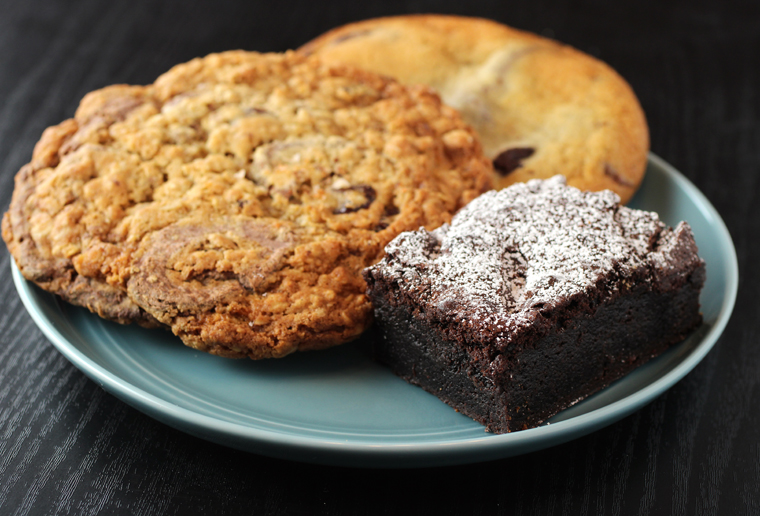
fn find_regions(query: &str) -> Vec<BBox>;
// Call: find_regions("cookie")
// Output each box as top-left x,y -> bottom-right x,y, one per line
300,15 -> 649,203
2,50 -> 492,359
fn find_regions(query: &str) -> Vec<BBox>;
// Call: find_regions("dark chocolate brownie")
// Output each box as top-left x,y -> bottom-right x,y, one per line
363,176 -> 705,433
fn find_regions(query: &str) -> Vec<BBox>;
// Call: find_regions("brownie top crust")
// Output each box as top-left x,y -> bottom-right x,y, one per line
366,176 -> 704,350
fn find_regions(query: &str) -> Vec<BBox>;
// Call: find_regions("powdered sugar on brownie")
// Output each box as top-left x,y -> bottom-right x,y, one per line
376,176 -> 671,343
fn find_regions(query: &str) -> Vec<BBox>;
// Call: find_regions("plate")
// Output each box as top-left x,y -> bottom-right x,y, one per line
11,154 -> 738,468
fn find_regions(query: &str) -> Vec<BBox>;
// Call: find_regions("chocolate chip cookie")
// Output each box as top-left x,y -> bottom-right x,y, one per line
2,50 -> 492,359
301,15 -> 649,203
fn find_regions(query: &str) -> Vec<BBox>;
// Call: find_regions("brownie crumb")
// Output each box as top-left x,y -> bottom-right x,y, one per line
364,176 -> 705,432
492,147 -> 535,175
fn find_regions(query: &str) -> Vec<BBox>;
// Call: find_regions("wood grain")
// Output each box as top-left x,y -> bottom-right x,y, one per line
0,0 -> 758,514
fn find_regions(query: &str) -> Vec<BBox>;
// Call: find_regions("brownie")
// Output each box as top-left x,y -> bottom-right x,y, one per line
363,176 -> 705,433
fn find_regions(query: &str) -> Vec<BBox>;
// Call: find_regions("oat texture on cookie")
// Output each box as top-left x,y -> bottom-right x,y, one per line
2,50 -> 492,359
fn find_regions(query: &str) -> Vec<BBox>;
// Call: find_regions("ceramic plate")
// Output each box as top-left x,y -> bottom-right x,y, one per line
12,154 -> 737,468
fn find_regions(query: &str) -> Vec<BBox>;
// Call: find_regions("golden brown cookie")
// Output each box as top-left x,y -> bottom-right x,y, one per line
301,15 -> 649,203
2,50 -> 492,359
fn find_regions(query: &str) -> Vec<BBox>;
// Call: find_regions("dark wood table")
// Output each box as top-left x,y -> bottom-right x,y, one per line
1,0 -> 757,514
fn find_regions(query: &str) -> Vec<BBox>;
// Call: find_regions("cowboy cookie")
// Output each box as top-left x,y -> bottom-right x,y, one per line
3,50 -> 492,359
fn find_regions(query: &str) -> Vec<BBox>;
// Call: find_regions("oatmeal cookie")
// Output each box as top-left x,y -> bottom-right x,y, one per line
2,50 -> 492,359
301,15 -> 649,203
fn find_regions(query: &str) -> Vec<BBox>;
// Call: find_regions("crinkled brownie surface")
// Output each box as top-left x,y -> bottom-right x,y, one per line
2,50 -> 492,359
364,176 -> 705,431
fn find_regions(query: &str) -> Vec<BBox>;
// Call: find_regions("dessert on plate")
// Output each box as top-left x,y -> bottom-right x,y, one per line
364,176 -> 705,432
2,50 -> 492,359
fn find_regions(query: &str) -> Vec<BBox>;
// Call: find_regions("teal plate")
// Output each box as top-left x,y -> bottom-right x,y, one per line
12,154 -> 738,468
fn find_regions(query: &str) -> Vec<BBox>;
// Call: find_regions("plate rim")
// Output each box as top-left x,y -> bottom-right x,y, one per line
10,153 -> 739,468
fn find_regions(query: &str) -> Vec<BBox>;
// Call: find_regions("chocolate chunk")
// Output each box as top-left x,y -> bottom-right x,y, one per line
93,96 -> 147,123
127,220 -> 297,317
384,204 -> 400,216
493,147 -> 535,176
333,185 -> 377,214
604,164 -> 635,187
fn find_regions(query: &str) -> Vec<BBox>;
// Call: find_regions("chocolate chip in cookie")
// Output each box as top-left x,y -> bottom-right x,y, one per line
2,50 -> 493,359
301,15 -> 649,203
